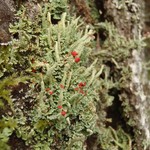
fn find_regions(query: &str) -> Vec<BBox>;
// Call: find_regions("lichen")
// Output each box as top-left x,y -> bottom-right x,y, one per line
0,0 -> 146,149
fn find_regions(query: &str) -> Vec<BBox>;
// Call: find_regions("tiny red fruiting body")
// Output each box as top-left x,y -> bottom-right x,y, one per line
78,82 -> 86,88
60,84 -> 64,89
49,91 -> 53,95
71,51 -> 78,57
58,105 -> 63,109
61,110 -> 66,116
74,87 -> 79,91
75,57 -> 80,63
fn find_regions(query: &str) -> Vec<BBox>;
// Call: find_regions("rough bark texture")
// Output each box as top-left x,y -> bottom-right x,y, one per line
0,0 -> 14,43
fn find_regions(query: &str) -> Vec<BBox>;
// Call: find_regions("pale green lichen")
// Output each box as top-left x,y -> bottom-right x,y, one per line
0,0 -> 145,149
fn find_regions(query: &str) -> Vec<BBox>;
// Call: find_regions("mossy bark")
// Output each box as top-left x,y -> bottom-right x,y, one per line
0,0 -> 149,150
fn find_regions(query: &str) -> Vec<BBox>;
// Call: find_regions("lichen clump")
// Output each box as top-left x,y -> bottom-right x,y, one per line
0,2 -> 102,149
0,0 -> 144,150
